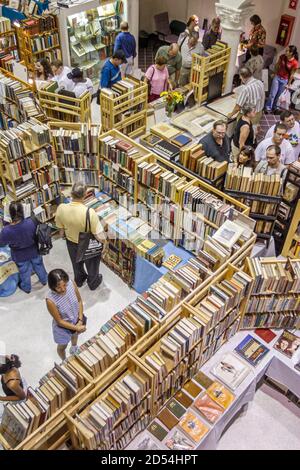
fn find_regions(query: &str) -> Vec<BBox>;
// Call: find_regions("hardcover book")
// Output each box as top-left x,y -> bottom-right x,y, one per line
193,371 -> 214,390
178,411 -> 209,443
174,390 -> 193,408
148,421 -> 168,441
273,330 -> 300,359
166,399 -> 186,419
183,380 -> 203,398
235,335 -> 270,367
211,352 -> 252,390
165,430 -> 195,450
207,381 -> 235,409
157,408 -> 179,430
254,329 -> 277,344
194,393 -> 224,423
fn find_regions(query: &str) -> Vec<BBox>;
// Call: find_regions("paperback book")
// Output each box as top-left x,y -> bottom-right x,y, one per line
211,352 -> 252,390
235,335 -> 270,367
273,330 -> 300,359
165,430 -> 195,450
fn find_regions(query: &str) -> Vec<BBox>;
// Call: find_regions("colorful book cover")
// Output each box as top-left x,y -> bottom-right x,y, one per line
211,352 -> 252,390
207,381 -> 235,409
274,330 -> 300,359
178,411 -> 209,443
235,334 -> 270,367
165,430 -> 195,450
254,328 -> 277,344
194,393 -> 224,424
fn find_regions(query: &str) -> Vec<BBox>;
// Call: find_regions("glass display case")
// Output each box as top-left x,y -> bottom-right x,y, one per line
59,0 -> 127,90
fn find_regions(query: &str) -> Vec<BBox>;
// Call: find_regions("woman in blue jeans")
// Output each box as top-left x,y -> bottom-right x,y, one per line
266,45 -> 299,113
0,202 -> 47,293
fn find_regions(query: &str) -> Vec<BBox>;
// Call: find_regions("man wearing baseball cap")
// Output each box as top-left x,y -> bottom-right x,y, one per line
67,68 -> 94,97
100,50 -> 126,89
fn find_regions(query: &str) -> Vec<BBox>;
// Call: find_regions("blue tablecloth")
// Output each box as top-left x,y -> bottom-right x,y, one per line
133,241 -> 193,294
0,246 -> 19,297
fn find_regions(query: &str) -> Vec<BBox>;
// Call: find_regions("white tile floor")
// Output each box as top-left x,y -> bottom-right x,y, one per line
1,238 -> 300,450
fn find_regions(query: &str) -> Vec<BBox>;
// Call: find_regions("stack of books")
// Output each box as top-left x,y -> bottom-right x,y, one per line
0,17 -> 11,34
180,143 -> 227,180
225,164 -> 282,196
99,135 -> 143,174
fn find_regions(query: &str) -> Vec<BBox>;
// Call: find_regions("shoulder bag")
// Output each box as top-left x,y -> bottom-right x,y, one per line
76,208 -> 103,263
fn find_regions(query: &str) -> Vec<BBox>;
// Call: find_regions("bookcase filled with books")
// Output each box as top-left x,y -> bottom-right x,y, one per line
282,199 -> 300,258
274,161 -> 300,254
15,14 -> 62,82
0,16 -> 19,71
241,257 -> 300,330
190,42 -> 231,104
0,118 -> 60,223
100,77 -> 148,138
49,122 -> 101,188
37,81 -> 91,123
224,163 -> 283,244
0,68 -> 46,129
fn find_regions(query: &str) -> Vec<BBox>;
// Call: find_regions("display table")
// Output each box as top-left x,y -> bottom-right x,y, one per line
133,241 -> 193,294
0,246 -> 19,297
127,329 -> 300,450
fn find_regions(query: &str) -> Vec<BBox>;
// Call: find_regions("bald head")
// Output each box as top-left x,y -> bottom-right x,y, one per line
169,43 -> 179,57
120,21 -> 129,31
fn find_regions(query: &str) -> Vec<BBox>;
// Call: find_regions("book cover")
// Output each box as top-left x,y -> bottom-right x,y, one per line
183,380 -> 203,398
211,352 -> 252,390
207,381 -> 235,409
134,435 -> 160,450
212,220 -> 244,250
179,411 -> 209,443
194,393 -> 224,424
148,421 -> 168,441
273,330 -> 300,359
166,399 -> 186,419
193,371 -> 214,390
165,430 -> 195,450
174,390 -> 193,408
171,134 -> 192,148
235,335 -> 270,367
254,329 -> 277,344
157,408 -> 179,430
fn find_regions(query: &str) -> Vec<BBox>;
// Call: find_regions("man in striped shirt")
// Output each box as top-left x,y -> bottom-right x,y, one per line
228,67 -> 265,128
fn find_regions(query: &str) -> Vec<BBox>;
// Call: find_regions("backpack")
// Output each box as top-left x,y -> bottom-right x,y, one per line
31,216 -> 53,255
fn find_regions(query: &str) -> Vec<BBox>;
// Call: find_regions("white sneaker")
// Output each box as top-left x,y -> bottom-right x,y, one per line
69,345 -> 81,355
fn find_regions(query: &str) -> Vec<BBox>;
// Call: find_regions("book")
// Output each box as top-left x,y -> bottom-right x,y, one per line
157,408 -> 179,430
133,435 -> 160,450
178,411 -> 209,443
162,255 -> 182,270
194,393 -> 224,424
206,381 -> 235,409
174,390 -> 193,408
171,134 -> 192,148
165,430 -> 195,450
235,335 -> 270,367
166,399 -> 186,419
183,380 -> 203,398
193,371 -> 214,390
211,352 -> 252,390
148,420 -> 168,441
212,220 -> 245,250
273,330 -> 300,359
254,329 -> 277,344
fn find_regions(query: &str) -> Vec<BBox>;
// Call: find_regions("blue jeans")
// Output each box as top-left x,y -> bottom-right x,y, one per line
266,75 -> 288,111
17,255 -> 47,293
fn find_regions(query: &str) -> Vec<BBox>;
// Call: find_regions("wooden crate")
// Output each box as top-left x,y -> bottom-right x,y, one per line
38,88 -> 91,123
100,78 -> 148,138
190,45 -> 231,104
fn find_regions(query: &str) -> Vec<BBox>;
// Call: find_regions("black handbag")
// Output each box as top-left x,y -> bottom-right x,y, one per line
76,208 -> 103,263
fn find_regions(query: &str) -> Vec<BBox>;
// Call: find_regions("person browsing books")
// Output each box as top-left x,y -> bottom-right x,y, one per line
244,45 -> 264,81
51,60 -> 73,91
179,32 -> 205,87
199,120 -> 231,162
0,202 -> 48,294
243,14 -> 266,61
34,58 -> 53,81
55,182 -> 107,291
67,68 -> 93,98
100,50 -> 126,89
254,145 -> 287,178
114,22 -> 136,76
178,14 -> 199,50
46,269 -> 86,360
0,354 -> 26,420
237,146 -> 256,169
232,105 -> 256,161
145,56 -> 172,102
255,122 -> 295,165
202,18 -> 221,51
265,110 -> 300,161
155,44 -> 182,87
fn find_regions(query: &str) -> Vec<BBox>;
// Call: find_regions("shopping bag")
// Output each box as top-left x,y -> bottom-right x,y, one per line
76,209 -> 103,263
278,89 -> 291,110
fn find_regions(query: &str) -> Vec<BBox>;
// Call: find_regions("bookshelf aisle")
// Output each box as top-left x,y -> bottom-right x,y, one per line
0,16 -> 19,71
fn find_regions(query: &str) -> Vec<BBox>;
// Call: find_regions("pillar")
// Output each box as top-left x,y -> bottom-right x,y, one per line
215,0 -> 255,94
127,0 -> 139,68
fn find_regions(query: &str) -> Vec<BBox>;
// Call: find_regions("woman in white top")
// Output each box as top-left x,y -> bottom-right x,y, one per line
51,60 -> 73,91
67,68 -> 93,98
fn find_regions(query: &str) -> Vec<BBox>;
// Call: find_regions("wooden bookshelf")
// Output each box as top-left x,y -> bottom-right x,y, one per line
0,17 -> 19,71
100,77 -> 148,138
190,43 -> 231,104
38,87 -> 91,123
241,257 -> 300,330
49,121 -> 101,188
282,199 -> 300,258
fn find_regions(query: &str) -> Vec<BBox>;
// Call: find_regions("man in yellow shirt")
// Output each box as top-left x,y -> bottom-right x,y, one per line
55,182 -> 107,290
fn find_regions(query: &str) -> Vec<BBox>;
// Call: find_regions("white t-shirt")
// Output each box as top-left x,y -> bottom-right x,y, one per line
255,137 -> 296,165
73,78 -> 93,98
265,121 -> 300,161
53,66 -> 74,91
